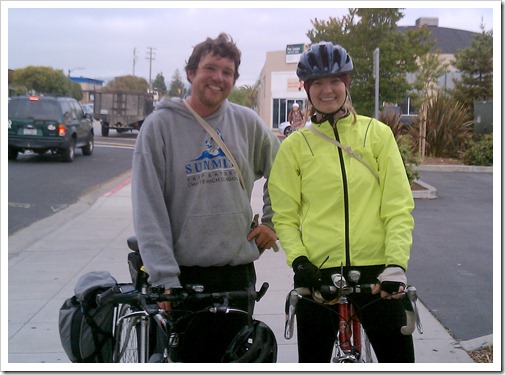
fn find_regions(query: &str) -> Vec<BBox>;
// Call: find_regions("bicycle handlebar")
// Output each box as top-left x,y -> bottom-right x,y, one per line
284,284 -> 423,340
96,282 -> 270,309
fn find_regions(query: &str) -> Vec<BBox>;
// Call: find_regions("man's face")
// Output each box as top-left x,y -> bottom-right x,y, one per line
187,52 -> 236,113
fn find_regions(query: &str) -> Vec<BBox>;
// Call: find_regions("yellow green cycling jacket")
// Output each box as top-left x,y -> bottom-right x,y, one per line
269,114 -> 415,270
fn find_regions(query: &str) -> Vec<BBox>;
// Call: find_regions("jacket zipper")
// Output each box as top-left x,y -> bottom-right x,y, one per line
331,121 -> 351,267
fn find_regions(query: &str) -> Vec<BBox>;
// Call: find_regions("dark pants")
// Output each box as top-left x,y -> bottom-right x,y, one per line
295,265 -> 415,363
170,263 -> 256,362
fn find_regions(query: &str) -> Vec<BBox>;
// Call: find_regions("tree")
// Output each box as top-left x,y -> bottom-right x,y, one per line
168,69 -> 187,98
152,72 -> 167,96
68,80 -> 84,101
229,83 -> 259,109
104,75 -> 150,93
451,25 -> 493,108
410,49 -> 450,109
306,8 -> 433,116
12,66 -> 82,99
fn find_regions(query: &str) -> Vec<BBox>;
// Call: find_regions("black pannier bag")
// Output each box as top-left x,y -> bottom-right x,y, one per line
58,271 -> 118,362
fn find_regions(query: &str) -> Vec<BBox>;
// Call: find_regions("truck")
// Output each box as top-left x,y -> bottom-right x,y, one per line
93,91 -> 154,136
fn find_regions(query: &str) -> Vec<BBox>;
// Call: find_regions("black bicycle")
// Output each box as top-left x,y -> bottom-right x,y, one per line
96,236 -> 277,363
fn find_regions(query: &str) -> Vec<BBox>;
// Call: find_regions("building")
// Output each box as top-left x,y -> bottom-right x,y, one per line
68,76 -> 104,103
258,46 -> 306,132
257,17 -> 478,131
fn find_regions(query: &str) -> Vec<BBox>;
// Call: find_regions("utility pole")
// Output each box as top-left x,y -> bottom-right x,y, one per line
373,48 -> 380,119
146,47 -> 157,92
132,48 -> 138,76
68,67 -> 84,77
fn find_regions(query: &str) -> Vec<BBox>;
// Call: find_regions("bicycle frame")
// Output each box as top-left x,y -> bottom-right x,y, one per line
285,287 -> 373,363
334,297 -> 372,363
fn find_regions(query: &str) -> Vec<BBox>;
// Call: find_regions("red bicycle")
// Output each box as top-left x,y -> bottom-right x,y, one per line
284,268 -> 423,363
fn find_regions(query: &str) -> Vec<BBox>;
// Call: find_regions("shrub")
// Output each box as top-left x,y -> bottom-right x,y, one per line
462,134 -> 493,166
379,111 -> 420,185
407,93 -> 473,158
399,142 -> 420,185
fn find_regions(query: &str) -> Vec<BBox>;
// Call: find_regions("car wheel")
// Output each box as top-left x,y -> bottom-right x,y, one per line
8,147 -> 18,161
284,126 -> 293,136
62,140 -> 76,162
82,136 -> 94,156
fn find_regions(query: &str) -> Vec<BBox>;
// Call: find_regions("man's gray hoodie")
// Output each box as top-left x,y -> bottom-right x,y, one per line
132,97 -> 280,288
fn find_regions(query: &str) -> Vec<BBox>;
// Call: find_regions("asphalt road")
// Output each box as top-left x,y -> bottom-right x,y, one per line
8,130 -> 136,235
407,171 -> 494,342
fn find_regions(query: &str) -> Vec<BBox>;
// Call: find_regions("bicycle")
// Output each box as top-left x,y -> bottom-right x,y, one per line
95,236 -> 277,363
284,267 -> 423,363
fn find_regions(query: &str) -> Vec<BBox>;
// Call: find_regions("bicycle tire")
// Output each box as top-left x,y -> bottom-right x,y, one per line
113,304 -> 143,363
332,321 -> 375,363
359,326 -> 374,363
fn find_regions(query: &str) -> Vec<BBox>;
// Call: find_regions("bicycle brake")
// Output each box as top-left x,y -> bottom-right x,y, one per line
400,286 -> 423,335
406,286 -> 423,334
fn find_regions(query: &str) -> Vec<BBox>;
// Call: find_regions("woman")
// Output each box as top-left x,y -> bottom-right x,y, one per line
268,42 -> 415,363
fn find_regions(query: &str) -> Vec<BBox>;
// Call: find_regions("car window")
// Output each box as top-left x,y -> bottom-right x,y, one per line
62,101 -> 78,121
8,99 -> 60,120
71,101 -> 85,118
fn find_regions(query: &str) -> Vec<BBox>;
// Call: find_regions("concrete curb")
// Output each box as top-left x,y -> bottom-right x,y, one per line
412,179 -> 437,200
411,164 -> 492,199
416,165 -> 493,173
459,334 -> 494,352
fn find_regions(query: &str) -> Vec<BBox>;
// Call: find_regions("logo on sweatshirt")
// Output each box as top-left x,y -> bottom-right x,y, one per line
185,130 -> 239,187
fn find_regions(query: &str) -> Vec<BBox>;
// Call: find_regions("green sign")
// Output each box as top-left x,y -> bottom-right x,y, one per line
286,44 -> 305,55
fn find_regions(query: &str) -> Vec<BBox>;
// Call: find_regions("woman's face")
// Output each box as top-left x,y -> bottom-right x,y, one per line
308,76 -> 347,115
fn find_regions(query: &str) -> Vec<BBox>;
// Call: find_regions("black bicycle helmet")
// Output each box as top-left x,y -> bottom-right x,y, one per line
296,42 -> 353,82
221,320 -> 278,363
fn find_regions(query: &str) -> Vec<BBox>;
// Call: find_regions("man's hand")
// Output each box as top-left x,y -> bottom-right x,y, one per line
157,289 -> 172,312
248,224 -> 278,253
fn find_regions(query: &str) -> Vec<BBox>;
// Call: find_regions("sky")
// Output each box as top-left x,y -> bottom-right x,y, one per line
2,1 -> 498,88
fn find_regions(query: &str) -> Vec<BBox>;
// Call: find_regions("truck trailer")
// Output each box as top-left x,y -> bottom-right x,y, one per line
93,91 -> 154,136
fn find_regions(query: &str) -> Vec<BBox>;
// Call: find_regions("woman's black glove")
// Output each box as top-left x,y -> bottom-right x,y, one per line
292,256 -> 321,289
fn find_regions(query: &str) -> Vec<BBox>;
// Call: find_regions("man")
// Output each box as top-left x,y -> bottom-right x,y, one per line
131,33 -> 280,362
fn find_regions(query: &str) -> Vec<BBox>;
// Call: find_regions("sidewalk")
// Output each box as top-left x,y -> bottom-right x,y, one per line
5,172 -> 485,370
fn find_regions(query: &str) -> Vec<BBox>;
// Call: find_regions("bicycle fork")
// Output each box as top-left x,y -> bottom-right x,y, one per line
335,298 -> 361,363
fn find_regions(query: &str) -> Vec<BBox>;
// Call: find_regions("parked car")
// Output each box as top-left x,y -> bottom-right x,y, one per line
8,95 -> 94,162
278,120 -> 311,137
278,121 -> 293,137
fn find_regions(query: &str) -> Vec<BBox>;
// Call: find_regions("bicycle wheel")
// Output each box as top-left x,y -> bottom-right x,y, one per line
358,325 -> 375,363
113,304 -> 144,363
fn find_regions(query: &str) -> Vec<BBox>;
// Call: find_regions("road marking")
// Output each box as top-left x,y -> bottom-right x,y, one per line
8,202 -> 31,208
51,204 -> 68,213
95,140 -> 136,150
103,176 -> 132,197
95,144 -> 135,150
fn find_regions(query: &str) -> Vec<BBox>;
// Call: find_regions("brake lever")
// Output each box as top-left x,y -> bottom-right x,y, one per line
406,286 -> 423,334
400,286 -> 423,335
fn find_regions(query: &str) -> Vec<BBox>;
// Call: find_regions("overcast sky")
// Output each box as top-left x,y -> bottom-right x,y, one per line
3,1 -> 497,88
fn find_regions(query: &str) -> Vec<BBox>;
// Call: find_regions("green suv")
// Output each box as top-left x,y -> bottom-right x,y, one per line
8,95 -> 94,162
